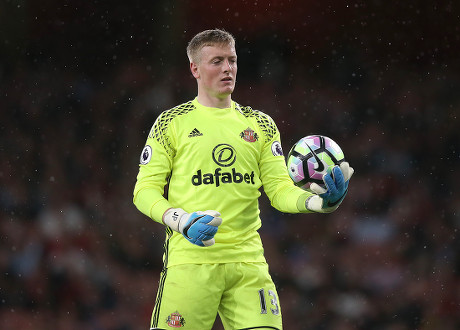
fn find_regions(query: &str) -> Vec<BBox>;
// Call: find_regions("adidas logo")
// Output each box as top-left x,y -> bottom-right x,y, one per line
188,128 -> 203,137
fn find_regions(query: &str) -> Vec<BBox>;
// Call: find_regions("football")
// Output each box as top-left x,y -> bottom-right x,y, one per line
287,135 -> 345,190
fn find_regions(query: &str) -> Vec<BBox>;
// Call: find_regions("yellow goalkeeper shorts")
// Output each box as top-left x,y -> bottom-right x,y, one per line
150,262 -> 283,329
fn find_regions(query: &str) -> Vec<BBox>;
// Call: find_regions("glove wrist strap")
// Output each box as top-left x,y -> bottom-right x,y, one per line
305,195 -> 325,213
163,208 -> 187,233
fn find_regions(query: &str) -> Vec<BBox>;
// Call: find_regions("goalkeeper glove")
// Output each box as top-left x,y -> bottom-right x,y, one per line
163,208 -> 222,247
306,162 -> 354,213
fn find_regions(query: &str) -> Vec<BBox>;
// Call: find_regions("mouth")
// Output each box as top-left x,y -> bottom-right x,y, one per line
221,77 -> 233,82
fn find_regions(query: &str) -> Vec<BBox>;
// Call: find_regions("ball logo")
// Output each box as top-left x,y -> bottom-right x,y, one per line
306,144 -> 325,172
140,145 -> 152,165
212,144 -> 236,167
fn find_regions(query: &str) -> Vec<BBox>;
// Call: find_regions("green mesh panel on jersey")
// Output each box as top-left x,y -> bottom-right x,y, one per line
148,101 -> 196,156
236,104 -> 277,143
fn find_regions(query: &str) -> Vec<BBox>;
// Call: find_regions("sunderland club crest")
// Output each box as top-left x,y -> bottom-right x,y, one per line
240,127 -> 258,142
166,311 -> 185,328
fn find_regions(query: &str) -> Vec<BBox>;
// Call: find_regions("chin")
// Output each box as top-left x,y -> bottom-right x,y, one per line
220,86 -> 235,95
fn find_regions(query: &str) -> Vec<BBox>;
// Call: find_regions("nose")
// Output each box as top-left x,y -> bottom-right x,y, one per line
223,59 -> 234,72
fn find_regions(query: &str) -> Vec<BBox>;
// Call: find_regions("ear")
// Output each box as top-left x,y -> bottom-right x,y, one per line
190,62 -> 200,79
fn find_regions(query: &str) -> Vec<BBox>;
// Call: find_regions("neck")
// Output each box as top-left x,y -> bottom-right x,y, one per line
196,92 -> 232,109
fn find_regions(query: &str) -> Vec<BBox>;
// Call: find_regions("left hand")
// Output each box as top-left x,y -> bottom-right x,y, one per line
306,162 -> 354,213
181,210 -> 223,247
162,208 -> 222,246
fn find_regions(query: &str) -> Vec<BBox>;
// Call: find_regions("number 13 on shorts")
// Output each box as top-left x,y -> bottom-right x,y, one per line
258,288 -> 280,315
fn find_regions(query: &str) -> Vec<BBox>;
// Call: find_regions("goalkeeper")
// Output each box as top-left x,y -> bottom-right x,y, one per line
133,29 -> 353,330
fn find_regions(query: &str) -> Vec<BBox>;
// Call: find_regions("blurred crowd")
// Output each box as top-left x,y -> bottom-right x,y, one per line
1,1 -> 459,329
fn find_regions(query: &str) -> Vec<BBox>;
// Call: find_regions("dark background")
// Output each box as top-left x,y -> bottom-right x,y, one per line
1,0 -> 459,329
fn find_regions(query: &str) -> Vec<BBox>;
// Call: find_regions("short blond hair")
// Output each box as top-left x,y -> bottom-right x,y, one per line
186,29 -> 236,63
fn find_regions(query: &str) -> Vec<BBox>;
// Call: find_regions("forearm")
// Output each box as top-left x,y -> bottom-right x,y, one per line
269,184 -> 315,214
133,187 -> 173,223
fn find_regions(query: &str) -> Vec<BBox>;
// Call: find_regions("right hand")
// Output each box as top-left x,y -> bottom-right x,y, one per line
306,162 -> 354,213
163,208 -> 222,246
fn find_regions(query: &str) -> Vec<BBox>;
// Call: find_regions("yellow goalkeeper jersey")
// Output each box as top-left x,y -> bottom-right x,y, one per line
133,98 -> 312,267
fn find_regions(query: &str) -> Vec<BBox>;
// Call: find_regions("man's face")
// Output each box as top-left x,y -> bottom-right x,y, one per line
191,43 -> 237,99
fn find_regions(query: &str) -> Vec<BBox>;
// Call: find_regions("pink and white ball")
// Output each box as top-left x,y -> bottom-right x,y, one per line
287,135 -> 345,190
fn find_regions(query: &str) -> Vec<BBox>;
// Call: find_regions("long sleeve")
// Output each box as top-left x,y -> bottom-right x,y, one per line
133,111 -> 176,223
256,113 -> 314,213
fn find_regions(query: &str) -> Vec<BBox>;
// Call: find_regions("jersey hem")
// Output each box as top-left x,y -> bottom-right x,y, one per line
165,257 -> 267,268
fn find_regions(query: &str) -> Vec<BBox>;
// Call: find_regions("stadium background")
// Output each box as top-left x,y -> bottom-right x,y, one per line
1,0 -> 459,329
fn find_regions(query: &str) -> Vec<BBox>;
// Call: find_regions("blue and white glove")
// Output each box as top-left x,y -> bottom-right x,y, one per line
306,162 -> 354,213
163,208 -> 222,246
